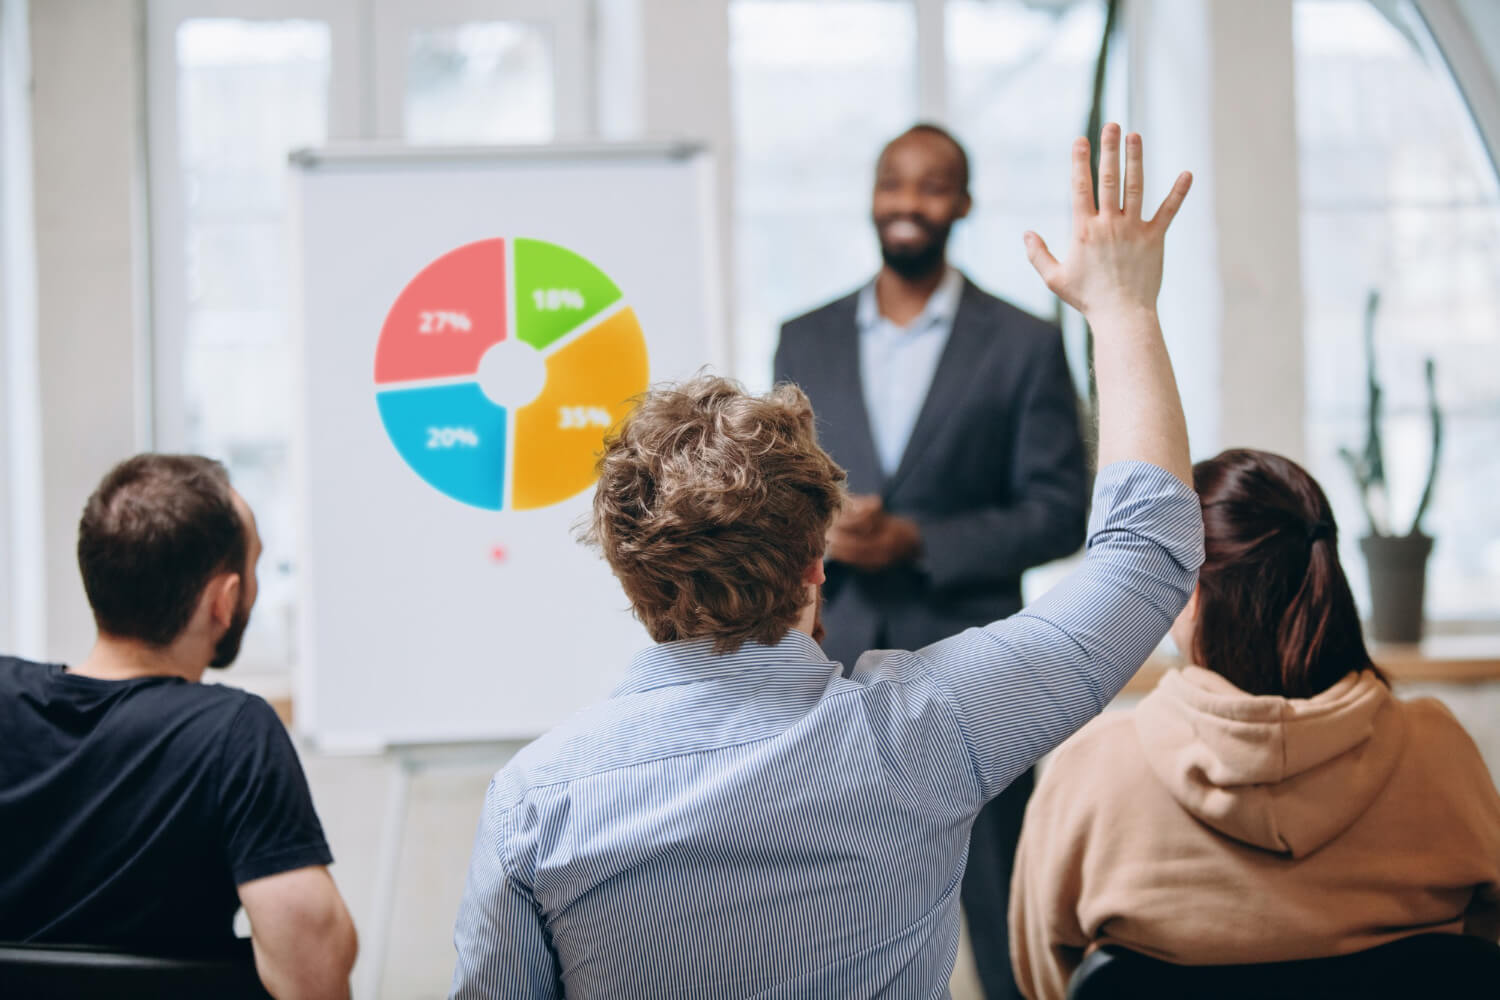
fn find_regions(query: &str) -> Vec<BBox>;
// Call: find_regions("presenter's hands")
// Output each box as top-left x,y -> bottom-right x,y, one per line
827,496 -> 921,572
1024,124 -> 1191,320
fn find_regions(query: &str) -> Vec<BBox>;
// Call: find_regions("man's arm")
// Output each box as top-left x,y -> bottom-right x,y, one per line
909,330 -> 1088,589
451,780 -> 562,999
240,867 -> 357,1000
216,697 -> 352,999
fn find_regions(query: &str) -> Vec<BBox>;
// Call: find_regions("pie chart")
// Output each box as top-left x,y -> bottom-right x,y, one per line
373,238 -> 649,511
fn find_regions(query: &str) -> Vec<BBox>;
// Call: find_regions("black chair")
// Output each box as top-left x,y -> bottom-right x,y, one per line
0,938 -> 272,999
1066,933 -> 1500,999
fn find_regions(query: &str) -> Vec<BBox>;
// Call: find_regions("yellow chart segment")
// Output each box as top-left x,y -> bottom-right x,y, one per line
512,308 -> 650,510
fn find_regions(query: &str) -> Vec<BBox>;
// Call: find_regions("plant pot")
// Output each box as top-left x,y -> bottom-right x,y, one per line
1359,533 -> 1434,644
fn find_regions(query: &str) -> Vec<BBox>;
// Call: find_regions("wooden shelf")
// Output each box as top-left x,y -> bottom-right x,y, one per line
1122,633 -> 1500,696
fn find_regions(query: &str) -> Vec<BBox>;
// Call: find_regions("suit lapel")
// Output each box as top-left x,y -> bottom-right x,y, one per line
819,299 -> 884,495
884,281 -> 991,497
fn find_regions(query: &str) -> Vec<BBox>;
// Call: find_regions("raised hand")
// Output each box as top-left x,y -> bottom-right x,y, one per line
1023,124 -> 1191,320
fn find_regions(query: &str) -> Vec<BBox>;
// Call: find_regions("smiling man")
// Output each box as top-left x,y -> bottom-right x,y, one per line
774,125 -> 1090,998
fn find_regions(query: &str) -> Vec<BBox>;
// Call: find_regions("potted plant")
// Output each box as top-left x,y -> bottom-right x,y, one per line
1339,290 -> 1443,644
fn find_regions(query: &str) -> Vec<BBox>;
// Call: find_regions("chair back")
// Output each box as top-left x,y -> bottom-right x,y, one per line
0,939 -> 272,999
1067,933 -> 1500,999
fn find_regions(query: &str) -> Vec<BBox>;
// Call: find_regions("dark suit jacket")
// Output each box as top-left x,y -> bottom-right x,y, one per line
775,278 -> 1089,670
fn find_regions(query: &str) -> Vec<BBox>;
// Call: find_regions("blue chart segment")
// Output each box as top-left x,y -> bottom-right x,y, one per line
376,383 -> 507,511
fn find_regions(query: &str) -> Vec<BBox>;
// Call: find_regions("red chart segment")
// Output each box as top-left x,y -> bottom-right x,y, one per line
375,239 -> 508,385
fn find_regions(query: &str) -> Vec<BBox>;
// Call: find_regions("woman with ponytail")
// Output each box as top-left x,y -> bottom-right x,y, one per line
1008,448 -> 1500,1000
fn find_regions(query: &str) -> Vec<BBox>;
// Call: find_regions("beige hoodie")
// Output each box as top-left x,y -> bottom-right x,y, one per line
1008,667 -> 1500,1000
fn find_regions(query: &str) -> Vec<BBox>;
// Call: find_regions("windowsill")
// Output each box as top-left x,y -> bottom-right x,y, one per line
1123,631 -> 1500,695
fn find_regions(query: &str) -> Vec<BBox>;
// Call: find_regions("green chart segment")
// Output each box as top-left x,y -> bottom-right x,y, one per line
513,238 -> 623,350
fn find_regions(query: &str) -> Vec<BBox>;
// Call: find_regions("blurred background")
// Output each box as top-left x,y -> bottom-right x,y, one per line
2,1 -> 1499,996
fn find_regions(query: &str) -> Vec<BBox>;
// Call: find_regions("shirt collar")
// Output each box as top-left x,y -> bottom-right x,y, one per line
615,629 -> 834,696
856,265 -> 965,332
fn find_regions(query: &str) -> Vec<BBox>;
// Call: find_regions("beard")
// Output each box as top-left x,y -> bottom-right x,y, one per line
877,216 -> 952,280
208,598 -> 252,669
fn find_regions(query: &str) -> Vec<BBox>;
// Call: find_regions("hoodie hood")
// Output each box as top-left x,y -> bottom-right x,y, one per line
1134,666 -> 1405,858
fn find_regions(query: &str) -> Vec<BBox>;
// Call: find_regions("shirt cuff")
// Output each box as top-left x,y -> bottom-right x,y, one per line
1086,461 -> 1205,574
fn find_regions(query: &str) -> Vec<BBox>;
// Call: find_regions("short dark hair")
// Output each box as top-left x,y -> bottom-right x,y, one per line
78,454 -> 248,647
1191,449 -> 1381,698
884,123 -> 971,195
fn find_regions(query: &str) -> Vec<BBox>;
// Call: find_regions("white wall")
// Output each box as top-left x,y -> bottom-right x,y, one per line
1212,0 -> 1306,460
634,0 -> 735,361
1131,0 -> 1223,458
29,0 -> 152,664
1132,0 -> 1306,462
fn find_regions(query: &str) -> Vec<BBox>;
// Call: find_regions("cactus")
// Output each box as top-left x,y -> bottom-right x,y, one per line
1338,290 -> 1442,538
1410,358 -> 1443,534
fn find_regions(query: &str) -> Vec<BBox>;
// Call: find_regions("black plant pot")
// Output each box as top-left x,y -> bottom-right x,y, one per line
1359,532 -> 1434,644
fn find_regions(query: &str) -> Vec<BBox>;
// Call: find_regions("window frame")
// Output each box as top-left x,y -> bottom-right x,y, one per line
142,0 -> 598,679
145,0 -> 364,452
1293,0 -> 1500,626
144,0 -> 592,451
370,0 -> 592,142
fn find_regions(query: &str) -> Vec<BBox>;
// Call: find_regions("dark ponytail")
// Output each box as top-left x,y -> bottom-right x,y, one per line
1191,449 -> 1381,698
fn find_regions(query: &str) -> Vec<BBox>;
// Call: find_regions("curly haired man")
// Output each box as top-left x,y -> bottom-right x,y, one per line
452,126 -> 1200,999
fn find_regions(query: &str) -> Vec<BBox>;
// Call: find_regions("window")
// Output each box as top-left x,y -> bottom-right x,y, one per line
731,0 -> 1119,604
148,2 -> 588,677
730,0 -> 918,388
406,21 -> 555,144
945,0 -> 1120,334
731,0 -> 1118,391
1296,0 -> 1500,621
169,18 -> 334,672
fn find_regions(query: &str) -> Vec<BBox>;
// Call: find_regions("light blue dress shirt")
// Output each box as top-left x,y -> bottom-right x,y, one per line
451,461 -> 1203,999
856,267 -> 965,477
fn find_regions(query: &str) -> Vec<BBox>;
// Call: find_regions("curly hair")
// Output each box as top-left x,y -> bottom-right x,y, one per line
587,376 -> 847,653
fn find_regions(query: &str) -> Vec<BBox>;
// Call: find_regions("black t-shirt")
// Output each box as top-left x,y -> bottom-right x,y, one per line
0,656 -> 332,955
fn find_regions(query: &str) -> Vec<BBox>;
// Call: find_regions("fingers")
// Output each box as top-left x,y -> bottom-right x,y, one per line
1123,132 -> 1143,219
1024,232 -> 1060,289
1149,170 -> 1194,232
1098,124 -> 1121,214
837,495 -> 882,531
826,533 -> 869,570
1070,137 -> 1093,235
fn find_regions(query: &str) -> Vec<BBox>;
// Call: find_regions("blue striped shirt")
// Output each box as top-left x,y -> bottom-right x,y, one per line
452,461 -> 1203,999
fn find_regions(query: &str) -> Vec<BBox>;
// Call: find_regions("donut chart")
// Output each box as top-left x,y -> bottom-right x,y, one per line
374,238 -> 649,510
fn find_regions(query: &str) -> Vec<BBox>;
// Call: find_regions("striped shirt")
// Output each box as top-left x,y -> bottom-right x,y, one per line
452,461 -> 1203,999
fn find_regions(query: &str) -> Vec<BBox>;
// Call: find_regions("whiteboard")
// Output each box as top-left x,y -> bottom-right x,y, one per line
288,143 -> 722,749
